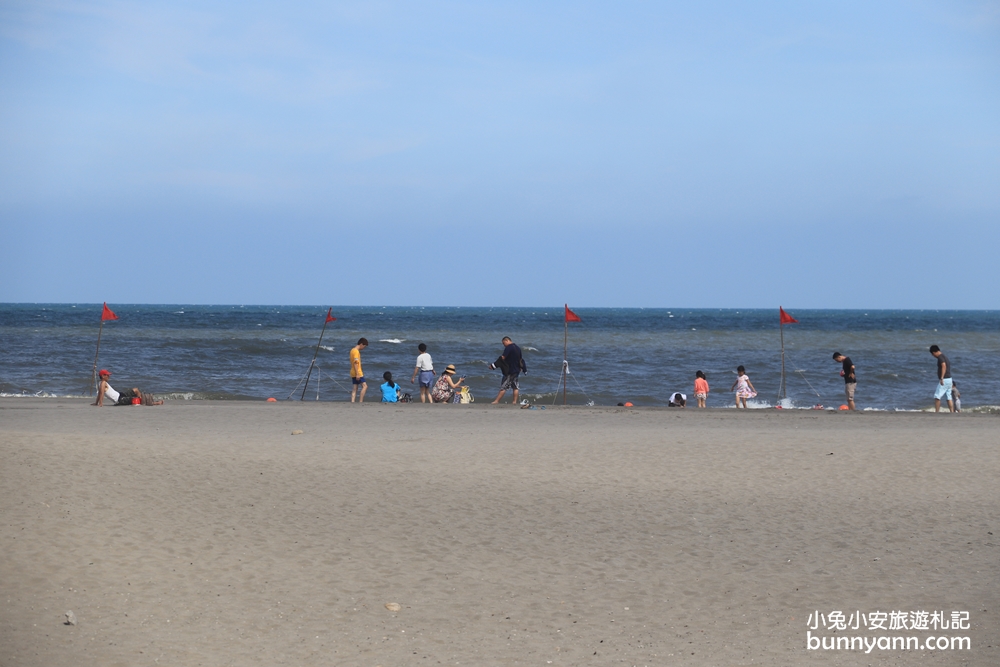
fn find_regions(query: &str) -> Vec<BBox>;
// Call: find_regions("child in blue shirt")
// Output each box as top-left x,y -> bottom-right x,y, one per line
380,371 -> 402,403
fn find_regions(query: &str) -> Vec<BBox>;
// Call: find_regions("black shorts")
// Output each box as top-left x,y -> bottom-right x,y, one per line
115,389 -> 138,406
499,374 -> 519,391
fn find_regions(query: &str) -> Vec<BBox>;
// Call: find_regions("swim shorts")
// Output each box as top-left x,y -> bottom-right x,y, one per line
844,382 -> 856,402
352,376 -> 366,385
933,378 -> 953,400
499,374 -> 519,391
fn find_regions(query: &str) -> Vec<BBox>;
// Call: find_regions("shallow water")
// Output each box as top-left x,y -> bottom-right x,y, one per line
2,304 -> 998,410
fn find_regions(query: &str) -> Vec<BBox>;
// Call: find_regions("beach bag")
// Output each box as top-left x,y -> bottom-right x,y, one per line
458,386 -> 474,404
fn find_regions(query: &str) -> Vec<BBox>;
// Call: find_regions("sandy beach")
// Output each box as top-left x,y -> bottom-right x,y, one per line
1,399 -> 997,666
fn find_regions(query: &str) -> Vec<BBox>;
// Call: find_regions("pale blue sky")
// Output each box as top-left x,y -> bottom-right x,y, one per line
2,1 -> 998,307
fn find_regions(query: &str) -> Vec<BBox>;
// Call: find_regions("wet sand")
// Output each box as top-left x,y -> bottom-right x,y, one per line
1,398 -> 997,666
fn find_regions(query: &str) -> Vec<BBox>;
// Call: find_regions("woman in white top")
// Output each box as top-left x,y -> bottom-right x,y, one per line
92,369 -> 162,406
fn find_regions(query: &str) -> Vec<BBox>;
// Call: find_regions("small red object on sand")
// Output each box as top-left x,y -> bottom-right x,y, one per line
131,397 -> 141,405
839,405 -> 849,410
266,397 -> 277,402
623,402 -> 633,407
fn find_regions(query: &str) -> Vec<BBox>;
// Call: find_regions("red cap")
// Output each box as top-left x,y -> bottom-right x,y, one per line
99,369 -> 111,377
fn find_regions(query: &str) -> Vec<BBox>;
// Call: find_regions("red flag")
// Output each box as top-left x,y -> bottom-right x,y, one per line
779,307 -> 797,324
564,304 -> 581,322
101,302 -> 118,321
325,307 -> 336,323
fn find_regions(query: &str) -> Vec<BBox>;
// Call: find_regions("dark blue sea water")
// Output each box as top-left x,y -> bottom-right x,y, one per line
1,304 -> 998,410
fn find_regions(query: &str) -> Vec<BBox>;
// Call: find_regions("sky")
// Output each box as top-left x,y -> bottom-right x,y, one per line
1,1 -> 998,308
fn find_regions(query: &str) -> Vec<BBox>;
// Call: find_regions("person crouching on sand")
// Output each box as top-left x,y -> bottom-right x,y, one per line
694,370 -> 709,408
92,369 -> 163,406
431,365 -> 465,403
730,366 -> 756,409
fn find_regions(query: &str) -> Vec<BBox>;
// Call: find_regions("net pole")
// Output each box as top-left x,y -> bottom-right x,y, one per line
301,314 -> 331,401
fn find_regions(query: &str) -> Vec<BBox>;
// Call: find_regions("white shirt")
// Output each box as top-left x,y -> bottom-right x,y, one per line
103,382 -> 120,403
415,353 -> 433,371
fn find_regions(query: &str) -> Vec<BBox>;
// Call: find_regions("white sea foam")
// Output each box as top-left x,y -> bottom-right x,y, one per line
725,399 -> 773,409
379,339 -> 404,344
526,347 -> 539,351
320,345 -> 335,352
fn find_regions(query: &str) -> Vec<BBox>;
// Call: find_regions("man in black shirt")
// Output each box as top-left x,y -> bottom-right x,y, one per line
491,336 -> 526,404
929,345 -> 955,413
832,352 -> 857,411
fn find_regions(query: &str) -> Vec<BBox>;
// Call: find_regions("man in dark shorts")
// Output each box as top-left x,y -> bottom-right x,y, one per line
929,345 -> 954,413
491,336 -> 525,404
832,352 -> 857,410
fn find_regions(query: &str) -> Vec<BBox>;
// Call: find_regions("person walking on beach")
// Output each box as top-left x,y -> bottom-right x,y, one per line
694,371 -> 710,408
730,366 -> 756,409
490,336 -> 526,404
411,343 -> 435,403
349,338 -> 368,402
832,352 -> 857,410
929,345 -> 955,413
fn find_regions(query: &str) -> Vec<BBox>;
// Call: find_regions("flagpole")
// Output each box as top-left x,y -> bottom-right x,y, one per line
563,317 -> 568,405
300,310 -> 332,401
779,320 -> 786,400
90,320 -> 105,396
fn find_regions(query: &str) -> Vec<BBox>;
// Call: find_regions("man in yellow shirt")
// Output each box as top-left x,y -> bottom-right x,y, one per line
350,338 -> 368,402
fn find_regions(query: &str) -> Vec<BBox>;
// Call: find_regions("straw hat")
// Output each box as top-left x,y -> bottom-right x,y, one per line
444,364 -> 457,375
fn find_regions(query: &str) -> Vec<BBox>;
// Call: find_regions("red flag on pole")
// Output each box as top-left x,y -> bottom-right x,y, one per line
325,307 -> 336,323
779,307 -> 797,324
101,303 -> 118,321
564,304 -> 581,322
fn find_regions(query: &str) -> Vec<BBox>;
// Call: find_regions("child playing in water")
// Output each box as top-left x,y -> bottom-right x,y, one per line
694,370 -> 709,408
730,366 -> 756,409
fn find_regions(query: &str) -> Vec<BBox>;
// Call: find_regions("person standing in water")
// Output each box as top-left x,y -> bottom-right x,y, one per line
832,352 -> 857,411
730,365 -> 756,409
349,338 -> 368,403
929,345 -> 954,413
411,343 -> 435,404
693,371 -> 709,408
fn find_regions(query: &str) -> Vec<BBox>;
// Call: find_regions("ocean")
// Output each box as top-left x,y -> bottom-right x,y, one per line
2,304 -> 998,411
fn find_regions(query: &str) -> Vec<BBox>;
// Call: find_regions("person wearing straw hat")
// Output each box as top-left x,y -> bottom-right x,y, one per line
92,369 -> 163,406
431,365 -> 466,403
